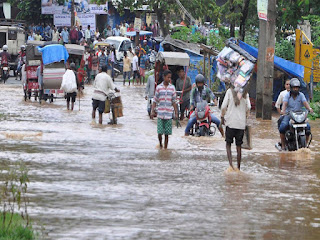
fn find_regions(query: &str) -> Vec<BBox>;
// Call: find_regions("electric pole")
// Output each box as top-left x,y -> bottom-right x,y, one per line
71,0 -> 75,27
256,0 -> 276,120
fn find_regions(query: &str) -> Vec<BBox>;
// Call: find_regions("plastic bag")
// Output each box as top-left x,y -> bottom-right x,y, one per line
60,69 -> 77,93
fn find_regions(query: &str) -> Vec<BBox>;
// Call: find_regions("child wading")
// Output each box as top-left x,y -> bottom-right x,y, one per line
220,86 -> 251,170
151,70 -> 178,149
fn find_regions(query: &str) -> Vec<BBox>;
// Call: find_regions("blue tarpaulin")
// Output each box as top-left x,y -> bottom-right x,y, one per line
238,40 -> 305,80
38,44 -> 69,65
238,40 -> 309,100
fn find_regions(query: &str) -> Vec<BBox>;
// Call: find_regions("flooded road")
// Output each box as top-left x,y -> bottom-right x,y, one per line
0,82 -> 320,239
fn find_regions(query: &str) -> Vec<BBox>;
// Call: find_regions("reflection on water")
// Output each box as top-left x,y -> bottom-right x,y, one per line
0,84 -> 320,239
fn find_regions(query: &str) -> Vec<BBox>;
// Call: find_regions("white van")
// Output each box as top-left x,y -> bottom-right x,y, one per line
0,25 -> 25,70
105,36 -> 134,62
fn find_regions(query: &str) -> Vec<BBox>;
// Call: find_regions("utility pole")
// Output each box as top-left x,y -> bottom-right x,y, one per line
71,0 -> 75,27
135,12 -> 141,47
256,0 -> 276,120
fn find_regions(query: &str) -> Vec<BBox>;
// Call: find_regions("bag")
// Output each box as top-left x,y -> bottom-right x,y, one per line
242,126 -> 252,150
104,99 -> 111,113
61,69 -> 77,93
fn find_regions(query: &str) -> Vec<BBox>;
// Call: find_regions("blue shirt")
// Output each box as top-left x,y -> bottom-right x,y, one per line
61,30 -> 69,43
190,85 -> 215,107
283,92 -> 307,113
140,55 -> 146,69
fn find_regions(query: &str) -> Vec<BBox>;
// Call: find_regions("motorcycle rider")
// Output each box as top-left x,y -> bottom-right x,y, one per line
184,74 -> 224,137
16,45 -> 26,80
0,45 -> 11,80
0,45 -> 11,65
278,78 -> 313,150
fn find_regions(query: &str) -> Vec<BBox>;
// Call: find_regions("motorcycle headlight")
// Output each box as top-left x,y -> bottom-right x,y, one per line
292,112 -> 307,123
198,111 -> 205,119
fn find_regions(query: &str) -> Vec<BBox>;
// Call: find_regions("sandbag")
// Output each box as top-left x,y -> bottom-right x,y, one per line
60,69 -> 77,93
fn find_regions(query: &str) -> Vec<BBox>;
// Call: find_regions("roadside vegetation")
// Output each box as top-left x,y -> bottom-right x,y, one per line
0,162 -> 36,239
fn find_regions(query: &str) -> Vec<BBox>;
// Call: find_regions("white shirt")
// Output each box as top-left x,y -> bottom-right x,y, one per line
85,29 -> 91,39
84,52 -> 90,65
275,89 -> 290,109
52,31 -> 59,42
92,72 -> 115,101
221,89 -> 251,130
127,51 -> 134,63
132,56 -> 139,71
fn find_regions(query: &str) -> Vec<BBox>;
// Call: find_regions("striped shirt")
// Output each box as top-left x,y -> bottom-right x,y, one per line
153,82 -> 177,119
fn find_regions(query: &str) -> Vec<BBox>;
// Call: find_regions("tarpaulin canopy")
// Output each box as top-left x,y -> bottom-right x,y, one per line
125,31 -> 153,37
65,44 -> 85,55
238,40 -> 305,79
37,44 -> 69,65
156,52 -> 190,66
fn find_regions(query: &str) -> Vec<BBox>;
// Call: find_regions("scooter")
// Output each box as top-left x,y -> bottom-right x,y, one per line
190,101 -> 216,137
276,110 -> 312,151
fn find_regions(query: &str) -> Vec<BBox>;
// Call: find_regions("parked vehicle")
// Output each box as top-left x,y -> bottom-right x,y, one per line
278,110 -> 312,151
105,36 -> 133,62
0,24 -> 25,74
189,101 -> 216,137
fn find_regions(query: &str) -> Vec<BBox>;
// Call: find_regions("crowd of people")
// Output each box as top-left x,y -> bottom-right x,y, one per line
26,20 -> 161,45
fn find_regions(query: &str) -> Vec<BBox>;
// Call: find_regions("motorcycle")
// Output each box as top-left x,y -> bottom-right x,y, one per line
147,50 -> 157,70
1,64 -> 10,83
16,56 -> 26,81
113,60 -> 123,78
189,101 -> 216,137
276,110 -> 312,151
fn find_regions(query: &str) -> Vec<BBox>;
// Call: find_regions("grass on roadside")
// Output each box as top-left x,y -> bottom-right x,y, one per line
0,213 -> 35,240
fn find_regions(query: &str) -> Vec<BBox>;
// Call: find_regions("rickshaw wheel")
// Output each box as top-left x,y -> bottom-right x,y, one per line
34,92 -> 38,101
28,91 -> 31,100
50,94 -> 54,103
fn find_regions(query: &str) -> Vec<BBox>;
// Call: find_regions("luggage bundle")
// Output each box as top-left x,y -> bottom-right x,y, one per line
216,40 -> 256,94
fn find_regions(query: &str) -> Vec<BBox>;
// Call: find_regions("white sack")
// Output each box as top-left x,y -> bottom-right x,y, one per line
60,69 -> 77,93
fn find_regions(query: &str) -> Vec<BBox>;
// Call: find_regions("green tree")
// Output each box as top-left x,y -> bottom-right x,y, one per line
96,0 -> 220,36
8,0 -> 52,23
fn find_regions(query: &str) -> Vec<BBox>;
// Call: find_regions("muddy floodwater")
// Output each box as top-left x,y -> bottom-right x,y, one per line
0,82 -> 320,239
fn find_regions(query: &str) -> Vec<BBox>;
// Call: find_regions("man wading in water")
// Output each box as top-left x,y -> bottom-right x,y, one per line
151,70 -> 178,149
220,86 -> 251,170
92,65 -> 120,124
